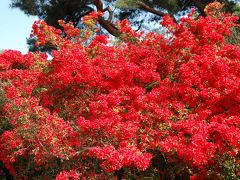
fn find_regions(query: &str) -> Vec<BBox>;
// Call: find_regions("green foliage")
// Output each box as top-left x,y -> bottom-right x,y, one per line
226,26 -> 240,47
217,155 -> 240,180
0,83 -> 12,135
225,2 -> 240,16
27,37 -> 57,53
153,0 -> 179,13
116,0 -> 179,12
116,0 -> 140,8
11,0 -> 94,28
224,3 -> 240,47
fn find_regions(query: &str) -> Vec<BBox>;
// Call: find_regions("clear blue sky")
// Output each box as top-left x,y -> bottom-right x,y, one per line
0,0 -> 38,53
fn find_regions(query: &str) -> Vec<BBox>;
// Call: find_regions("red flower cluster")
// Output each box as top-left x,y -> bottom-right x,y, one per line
0,2 -> 240,179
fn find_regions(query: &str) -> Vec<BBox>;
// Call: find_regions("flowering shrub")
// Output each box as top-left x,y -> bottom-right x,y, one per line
1,2 -> 240,179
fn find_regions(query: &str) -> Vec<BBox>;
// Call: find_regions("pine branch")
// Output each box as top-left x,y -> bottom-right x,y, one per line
138,2 -> 167,17
137,2 -> 177,22
93,0 -> 121,37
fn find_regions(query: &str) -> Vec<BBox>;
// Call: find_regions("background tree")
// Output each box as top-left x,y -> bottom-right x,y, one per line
11,0 -> 240,37
11,0 -> 240,53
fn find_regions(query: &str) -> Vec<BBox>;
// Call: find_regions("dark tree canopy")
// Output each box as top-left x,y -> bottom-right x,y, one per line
11,0 -> 95,28
11,0 -> 240,37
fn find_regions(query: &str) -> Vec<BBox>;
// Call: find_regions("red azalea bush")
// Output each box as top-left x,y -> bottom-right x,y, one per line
1,2 -> 240,179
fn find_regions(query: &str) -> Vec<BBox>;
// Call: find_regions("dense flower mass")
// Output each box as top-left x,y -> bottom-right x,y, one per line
0,3 -> 240,179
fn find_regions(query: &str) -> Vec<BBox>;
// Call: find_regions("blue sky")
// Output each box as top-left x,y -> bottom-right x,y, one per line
0,0 -> 38,53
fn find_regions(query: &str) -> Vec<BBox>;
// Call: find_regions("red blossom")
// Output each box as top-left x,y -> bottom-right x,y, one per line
0,2 -> 240,179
